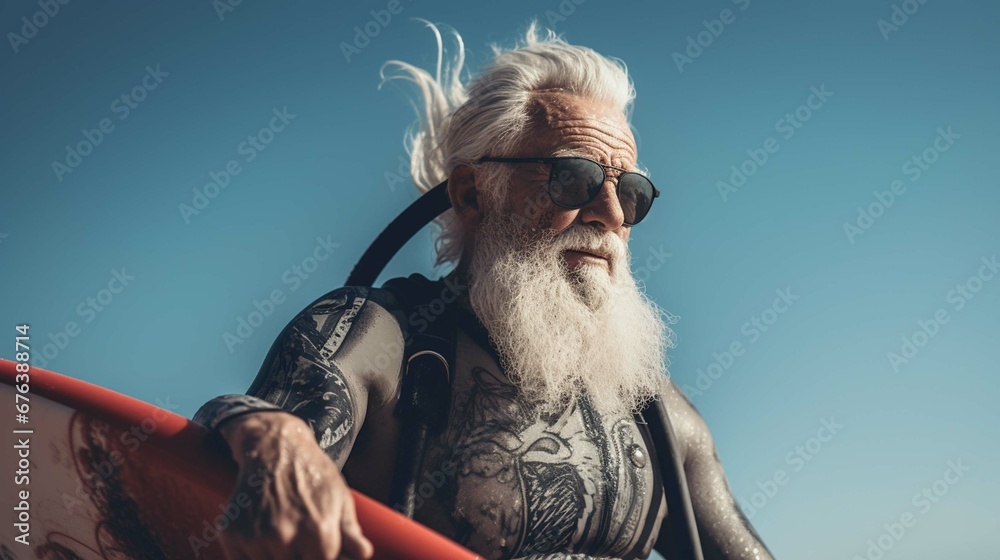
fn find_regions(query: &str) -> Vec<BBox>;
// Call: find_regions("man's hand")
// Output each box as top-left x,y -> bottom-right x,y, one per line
217,411 -> 374,560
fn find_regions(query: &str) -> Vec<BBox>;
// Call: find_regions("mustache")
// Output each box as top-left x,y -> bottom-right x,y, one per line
550,226 -> 628,268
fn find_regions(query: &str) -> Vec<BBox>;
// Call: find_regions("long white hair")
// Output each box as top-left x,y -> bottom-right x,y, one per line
379,19 -> 637,266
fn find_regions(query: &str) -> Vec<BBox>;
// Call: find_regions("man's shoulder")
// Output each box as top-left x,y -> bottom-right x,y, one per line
659,378 -> 713,464
275,274 -> 444,393
293,272 -> 448,337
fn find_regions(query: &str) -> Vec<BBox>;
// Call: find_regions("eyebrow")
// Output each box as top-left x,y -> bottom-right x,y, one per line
547,148 -> 647,176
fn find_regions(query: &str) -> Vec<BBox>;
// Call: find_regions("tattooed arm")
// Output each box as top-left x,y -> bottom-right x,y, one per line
193,286 -> 406,560
194,285 -> 405,464
659,381 -> 775,560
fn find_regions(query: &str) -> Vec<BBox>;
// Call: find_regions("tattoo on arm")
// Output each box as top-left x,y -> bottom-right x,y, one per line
195,288 -> 371,463
254,290 -> 369,461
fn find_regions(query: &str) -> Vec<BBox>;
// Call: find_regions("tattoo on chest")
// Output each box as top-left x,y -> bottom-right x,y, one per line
418,366 -> 655,560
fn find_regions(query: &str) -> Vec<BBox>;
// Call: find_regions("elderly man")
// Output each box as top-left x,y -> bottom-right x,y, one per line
194,22 -> 773,560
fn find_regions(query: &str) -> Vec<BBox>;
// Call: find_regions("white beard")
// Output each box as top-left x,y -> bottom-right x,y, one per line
467,205 -> 672,419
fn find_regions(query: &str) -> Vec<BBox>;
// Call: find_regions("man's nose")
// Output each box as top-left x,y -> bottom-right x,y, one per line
578,178 -> 625,231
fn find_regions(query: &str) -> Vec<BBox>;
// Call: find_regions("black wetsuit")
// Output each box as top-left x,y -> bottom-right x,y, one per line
194,272 -> 773,560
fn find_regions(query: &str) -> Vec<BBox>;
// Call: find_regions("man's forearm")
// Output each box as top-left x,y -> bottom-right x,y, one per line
193,394 -> 325,470
217,409 -> 315,467
192,393 -> 286,432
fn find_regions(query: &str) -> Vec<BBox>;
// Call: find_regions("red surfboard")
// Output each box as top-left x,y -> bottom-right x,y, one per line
0,358 -> 482,560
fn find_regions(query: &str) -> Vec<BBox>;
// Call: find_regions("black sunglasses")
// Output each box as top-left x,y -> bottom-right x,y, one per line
476,156 -> 660,226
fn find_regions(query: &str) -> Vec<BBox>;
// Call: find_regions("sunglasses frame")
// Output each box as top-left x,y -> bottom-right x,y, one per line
475,155 -> 660,226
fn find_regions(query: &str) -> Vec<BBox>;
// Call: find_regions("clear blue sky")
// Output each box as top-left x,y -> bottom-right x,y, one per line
1,1 -> 998,558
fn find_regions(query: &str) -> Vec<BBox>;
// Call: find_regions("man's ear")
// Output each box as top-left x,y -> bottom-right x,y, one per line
447,164 -> 484,230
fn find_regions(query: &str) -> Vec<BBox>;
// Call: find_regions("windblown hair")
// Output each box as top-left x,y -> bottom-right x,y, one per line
380,19 -> 637,266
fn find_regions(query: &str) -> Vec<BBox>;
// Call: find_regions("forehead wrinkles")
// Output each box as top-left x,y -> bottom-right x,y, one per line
525,92 -> 637,168
552,122 -> 637,169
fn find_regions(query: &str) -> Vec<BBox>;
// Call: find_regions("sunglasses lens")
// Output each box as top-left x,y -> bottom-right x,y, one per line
619,173 -> 656,225
546,158 -> 657,225
548,158 -> 603,206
